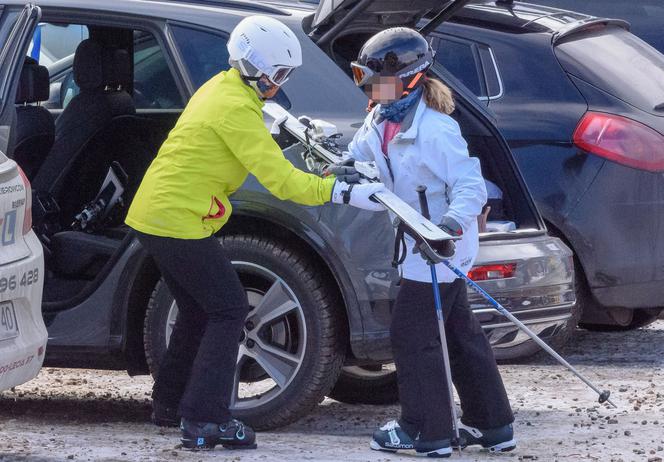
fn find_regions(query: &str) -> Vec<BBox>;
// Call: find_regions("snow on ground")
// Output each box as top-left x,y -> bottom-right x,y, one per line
1,322 -> 663,462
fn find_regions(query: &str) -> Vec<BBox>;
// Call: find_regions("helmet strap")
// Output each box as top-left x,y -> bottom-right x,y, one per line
240,74 -> 277,100
402,72 -> 425,97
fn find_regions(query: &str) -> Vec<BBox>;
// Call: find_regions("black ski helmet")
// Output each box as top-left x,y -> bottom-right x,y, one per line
351,27 -> 434,96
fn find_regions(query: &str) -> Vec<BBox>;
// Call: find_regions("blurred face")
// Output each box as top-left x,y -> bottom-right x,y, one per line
364,76 -> 403,104
257,74 -> 280,99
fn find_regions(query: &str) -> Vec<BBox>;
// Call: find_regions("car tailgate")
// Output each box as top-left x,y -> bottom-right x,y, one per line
473,233 -> 575,313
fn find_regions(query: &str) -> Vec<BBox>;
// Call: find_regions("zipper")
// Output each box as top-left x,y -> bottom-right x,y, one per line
370,120 -> 394,183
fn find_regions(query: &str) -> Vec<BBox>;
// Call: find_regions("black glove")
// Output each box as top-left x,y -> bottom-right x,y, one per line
324,158 -> 361,184
425,216 -> 461,259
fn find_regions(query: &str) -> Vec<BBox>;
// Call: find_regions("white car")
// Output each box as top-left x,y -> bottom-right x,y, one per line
0,153 -> 46,391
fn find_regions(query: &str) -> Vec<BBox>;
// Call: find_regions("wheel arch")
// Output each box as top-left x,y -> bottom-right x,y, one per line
543,219 -> 593,300
119,246 -> 160,376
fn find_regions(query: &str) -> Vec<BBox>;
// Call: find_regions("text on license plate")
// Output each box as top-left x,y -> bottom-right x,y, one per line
0,301 -> 19,341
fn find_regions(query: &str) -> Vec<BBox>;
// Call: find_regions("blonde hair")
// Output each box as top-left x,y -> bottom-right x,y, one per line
423,77 -> 455,115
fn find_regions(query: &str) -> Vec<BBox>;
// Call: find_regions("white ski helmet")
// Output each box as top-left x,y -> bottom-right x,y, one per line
227,15 -> 302,88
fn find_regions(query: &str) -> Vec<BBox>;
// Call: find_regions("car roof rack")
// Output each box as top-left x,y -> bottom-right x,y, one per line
552,18 -> 630,45
150,0 -> 288,15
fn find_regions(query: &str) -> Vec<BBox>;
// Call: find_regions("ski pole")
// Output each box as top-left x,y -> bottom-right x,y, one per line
416,186 -> 462,453
440,259 -> 616,408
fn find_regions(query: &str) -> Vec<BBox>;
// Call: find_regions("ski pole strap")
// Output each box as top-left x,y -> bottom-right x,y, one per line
342,183 -> 355,204
392,222 -> 408,268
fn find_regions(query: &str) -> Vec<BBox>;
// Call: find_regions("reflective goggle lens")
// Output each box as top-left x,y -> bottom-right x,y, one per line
271,66 -> 294,85
351,62 -> 378,87
351,64 -> 366,86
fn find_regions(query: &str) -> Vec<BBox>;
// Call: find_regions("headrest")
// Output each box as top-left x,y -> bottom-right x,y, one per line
106,48 -> 131,89
73,39 -> 131,91
16,56 -> 50,104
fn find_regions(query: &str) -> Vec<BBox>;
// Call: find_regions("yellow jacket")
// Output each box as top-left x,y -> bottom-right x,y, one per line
125,68 -> 335,239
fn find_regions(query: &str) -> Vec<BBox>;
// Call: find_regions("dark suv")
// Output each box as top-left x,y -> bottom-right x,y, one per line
531,0 -> 664,54
431,1 -> 664,329
0,0 -> 573,428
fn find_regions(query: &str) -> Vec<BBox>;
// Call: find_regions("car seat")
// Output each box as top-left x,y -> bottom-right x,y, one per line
32,38 -> 136,199
13,56 -> 54,180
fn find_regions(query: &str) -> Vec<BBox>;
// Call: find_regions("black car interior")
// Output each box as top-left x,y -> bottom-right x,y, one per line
32,37 -> 136,195
14,25 -> 178,307
14,57 -> 54,180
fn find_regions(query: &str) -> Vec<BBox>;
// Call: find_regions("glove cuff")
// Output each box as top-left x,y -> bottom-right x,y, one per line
440,215 -> 463,237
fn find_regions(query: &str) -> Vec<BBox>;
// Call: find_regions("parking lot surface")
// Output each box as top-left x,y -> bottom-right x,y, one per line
1,321 -> 663,462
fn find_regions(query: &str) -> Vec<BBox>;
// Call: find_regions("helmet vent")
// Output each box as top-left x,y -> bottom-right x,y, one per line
287,49 -> 292,58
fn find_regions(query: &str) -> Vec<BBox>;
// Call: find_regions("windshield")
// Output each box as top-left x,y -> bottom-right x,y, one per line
555,26 -> 664,117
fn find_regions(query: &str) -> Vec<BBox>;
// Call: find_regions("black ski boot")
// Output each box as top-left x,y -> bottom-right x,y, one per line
151,401 -> 180,427
180,418 -> 257,450
456,421 -> 516,453
370,420 -> 415,452
370,420 -> 452,458
414,438 -> 453,458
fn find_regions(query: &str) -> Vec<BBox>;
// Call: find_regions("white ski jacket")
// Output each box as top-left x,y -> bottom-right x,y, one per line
348,97 -> 487,283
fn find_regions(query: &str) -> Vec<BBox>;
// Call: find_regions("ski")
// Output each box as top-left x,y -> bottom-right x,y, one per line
263,101 -> 458,256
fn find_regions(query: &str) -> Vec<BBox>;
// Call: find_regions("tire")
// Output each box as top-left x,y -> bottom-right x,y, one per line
329,365 -> 399,404
581,308 -> 662,332
144,234 -> 346,430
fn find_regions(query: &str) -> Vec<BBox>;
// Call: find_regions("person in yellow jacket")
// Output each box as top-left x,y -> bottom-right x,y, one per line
125,15 -> 386,451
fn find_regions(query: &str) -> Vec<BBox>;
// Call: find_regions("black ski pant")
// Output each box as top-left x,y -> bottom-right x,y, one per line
136,232 -> 249,423
391,278 -> 514,442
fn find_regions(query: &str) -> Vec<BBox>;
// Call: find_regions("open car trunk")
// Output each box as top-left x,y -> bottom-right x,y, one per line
310,23 -> 544,237
306,0 -> 471,46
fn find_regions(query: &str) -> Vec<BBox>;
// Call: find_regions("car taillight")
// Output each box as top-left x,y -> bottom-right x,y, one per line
468,263 -> 516,281
17,165 -> 32,234
573,112 -> 664,172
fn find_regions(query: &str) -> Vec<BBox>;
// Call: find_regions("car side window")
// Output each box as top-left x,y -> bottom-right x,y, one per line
435,37 -> 483,98
40,25 -> 183,110
169,25 -> 230,90
132,31 -> 184,109
434,36 -> 502,102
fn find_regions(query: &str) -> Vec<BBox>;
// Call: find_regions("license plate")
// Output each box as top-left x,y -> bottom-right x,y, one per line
0,301 -> 19,341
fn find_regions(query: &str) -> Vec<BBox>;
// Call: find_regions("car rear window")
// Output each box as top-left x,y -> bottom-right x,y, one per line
555,26 -> 664,117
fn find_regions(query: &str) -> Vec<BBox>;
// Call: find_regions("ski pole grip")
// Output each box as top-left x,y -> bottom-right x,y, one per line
416,185 -> 431,220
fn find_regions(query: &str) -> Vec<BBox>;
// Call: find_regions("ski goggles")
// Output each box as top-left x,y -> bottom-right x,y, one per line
242,47 -> 296,86
266,65 -> 296,86
350,61 -> 378,87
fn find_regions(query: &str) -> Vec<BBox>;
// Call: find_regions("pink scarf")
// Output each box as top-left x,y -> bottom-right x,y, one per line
382,121 -> 402,156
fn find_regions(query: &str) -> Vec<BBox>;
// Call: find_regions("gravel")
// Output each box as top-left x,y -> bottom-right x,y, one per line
1,321 -> 663,462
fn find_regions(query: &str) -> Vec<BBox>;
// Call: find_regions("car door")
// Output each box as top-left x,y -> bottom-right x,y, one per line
0,4 -> 41,160
0,4 -> 40,265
